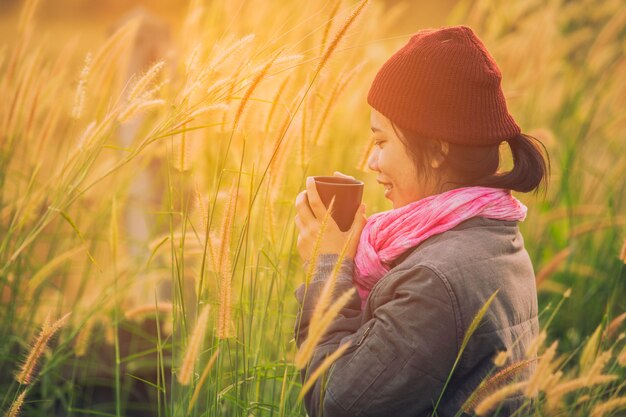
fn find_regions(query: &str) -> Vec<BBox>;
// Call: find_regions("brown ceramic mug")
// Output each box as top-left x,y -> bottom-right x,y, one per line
308,176 -> 364,232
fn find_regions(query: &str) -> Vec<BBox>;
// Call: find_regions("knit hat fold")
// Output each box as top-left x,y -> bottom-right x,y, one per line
367,25 -> 520,146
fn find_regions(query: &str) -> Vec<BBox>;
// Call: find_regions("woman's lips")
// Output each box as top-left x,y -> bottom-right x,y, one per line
377,180 -> 393,197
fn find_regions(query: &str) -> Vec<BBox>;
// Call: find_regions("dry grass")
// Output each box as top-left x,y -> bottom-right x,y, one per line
15,313 -> 70,385
178,305 -> 211,385
0,0 -> 625,415
3,390 -> 26,417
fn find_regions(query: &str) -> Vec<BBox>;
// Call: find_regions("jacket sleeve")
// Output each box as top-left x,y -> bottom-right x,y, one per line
294,255 -> 460,417
294,253 -> 363,348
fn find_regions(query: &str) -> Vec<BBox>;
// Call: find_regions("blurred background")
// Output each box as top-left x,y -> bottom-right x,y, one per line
1,0 -> 625,416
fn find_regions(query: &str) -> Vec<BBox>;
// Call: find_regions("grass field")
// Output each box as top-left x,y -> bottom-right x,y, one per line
1,0 -> 625,416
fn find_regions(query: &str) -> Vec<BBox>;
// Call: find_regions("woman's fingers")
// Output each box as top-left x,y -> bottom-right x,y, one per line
333,171 -> 355,180
295,181 -> 367,262
345,203 -> 367,257
294,214 -> 305,235
305,177 -> 328,220
351,203 -> 368,231
295,190 -> 316,223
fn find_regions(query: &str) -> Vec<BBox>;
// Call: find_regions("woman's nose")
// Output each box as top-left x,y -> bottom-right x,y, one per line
367,148 -> 379,172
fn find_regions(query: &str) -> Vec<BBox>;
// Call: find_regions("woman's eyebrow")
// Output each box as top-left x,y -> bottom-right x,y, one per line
371,127 -> 382,133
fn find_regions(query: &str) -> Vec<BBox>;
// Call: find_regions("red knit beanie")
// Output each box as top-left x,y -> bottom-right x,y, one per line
367,25 -> 520,146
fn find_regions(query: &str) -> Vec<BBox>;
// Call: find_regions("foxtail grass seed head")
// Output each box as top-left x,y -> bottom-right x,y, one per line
140,79 -> 169,101
217,180 -> 237,278
208,34 -> 255,69
71,52 -> 92,120
576,394 -> 591,405
319,0 -> 342,55
299,341 -> 351,399
232,51 -> 281,132
526,330 -> 547,358
271,54 -> 304,67
524,340 -> 559,398
546,374 -> 618,412
16,313 -> 71,385
295,286 -> 356,369
217,270 -> 234,340
617,343 -> 626,367
172,130 -> 190,172
188,348 -> 220,413
216,181 -> 237,340
493,350 -> 508,367
188,103 -> 229,119
4,390 -> 27,417
194,182 -> 209,231
474,381 -> 528,416
127,60 -> 165,102
605,312 -> 626,339
177,305 -> 210,386
579,324 -> 602,374
75,121 -> 97,151
315,0 -> 369,75
206,231 -> 219,273
591,396 -> 626,417
584,349 -> 612,382
464,358 -> 537,414
206,77 -> 231,99
118,99 -> 165,123
546,368 -> 563,387
303,196 -> 336,287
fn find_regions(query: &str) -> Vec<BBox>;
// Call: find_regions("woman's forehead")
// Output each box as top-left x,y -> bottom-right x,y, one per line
370,108 -> 390,131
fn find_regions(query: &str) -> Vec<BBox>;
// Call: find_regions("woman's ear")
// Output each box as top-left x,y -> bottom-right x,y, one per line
441,141 -> 449,155
430,141 -> 449,169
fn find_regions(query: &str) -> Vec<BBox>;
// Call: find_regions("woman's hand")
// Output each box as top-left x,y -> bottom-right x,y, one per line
294,171 -> 368,264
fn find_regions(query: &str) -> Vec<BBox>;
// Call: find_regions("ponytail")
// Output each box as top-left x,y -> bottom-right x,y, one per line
471,133 -> 550,195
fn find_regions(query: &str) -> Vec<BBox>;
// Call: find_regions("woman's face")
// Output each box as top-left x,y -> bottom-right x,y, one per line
367,108 -> 438,209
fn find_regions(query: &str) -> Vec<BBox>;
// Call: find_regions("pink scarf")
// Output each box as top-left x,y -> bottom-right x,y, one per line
353,186 -> 527,308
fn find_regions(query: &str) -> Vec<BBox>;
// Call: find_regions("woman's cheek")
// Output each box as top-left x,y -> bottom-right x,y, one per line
377,150 -> 386,169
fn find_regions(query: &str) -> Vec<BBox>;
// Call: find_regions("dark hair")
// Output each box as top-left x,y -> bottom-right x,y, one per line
390,123 -> 551,196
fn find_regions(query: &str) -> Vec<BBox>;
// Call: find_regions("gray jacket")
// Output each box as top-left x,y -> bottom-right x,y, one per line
294,216 -> 539,417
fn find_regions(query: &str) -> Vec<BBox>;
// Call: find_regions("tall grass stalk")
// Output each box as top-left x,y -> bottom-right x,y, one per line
1,0 -> 625,415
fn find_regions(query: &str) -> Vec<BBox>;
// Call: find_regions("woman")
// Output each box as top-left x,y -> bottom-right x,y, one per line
293,25 -> 549,417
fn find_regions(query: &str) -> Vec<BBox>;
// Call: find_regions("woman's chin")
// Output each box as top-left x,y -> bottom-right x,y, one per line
383,187 -> 399,208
